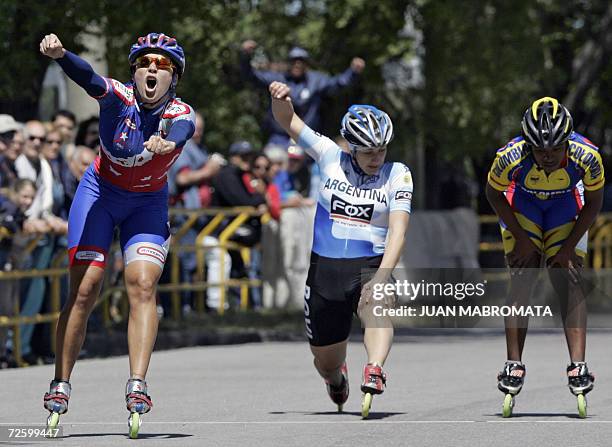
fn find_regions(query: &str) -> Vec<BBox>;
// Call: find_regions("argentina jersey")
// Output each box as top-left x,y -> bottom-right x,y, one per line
297,126 -> 413,259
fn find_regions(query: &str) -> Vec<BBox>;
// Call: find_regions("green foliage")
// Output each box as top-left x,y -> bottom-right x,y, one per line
2,0 -> 610,174
0,0 -> 104,117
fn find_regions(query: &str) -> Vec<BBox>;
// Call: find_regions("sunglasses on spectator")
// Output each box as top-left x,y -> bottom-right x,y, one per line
46,138 -> 62,145
133,55 -> 175,71
0,131 -> 16,141
28,135 -> 44,142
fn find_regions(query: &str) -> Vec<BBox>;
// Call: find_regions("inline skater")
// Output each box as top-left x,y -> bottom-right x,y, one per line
39,32 -> 195,437
486,97 -> 604,418
269,81 -> 412,418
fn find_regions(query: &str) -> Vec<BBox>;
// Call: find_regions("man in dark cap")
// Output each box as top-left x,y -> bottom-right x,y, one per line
205,141 -> 267,310
240,41 -> 365,147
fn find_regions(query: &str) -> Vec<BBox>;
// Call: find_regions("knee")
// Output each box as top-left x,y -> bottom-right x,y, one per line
126,275 -> 156,303
313,355 -> 343,376
72,280 -> 100,312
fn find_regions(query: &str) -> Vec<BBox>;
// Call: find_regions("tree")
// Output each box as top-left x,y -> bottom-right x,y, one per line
0,0 -> 104,119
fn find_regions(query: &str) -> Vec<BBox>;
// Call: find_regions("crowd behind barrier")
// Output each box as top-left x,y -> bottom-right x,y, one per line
0,82 -> 324,367
2,42 -> 612,369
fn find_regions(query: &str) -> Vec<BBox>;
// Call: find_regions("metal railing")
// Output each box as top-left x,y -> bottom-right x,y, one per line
0,207 -> 265,366
1,209 -> 611,367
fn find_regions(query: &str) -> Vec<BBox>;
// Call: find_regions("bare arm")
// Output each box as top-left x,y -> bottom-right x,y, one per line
377,210 -> 410,277
565,188 -> 603,250
269,82 -> 305,142
549,187 -> 603,270
358,210 -> 410,310
176,160 -> 222,187
485,182 -> 541,267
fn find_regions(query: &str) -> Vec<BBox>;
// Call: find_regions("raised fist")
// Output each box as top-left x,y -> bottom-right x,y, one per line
350,57 -> 366,74
40,34 -> 66,59
241,40 -> 258,54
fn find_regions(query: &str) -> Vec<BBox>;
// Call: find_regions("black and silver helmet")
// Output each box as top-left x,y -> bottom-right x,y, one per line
521,97 -> 573,149
340,104 -> 393,151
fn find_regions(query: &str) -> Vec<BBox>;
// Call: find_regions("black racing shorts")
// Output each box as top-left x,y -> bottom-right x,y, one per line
304,252 -> 383,347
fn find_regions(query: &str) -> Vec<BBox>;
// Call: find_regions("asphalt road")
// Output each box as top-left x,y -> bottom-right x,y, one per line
2,331 -> 612,446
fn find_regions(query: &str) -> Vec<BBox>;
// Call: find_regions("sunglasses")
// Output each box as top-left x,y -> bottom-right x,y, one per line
46,139 -> 62,145
133,55 -> 175,71
28,135 -> 44,142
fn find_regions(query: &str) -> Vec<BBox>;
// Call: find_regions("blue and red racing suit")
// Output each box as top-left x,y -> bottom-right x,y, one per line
57,51 -> 195,269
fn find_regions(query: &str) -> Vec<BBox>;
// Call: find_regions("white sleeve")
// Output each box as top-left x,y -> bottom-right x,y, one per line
40,159 -> 55,216
296,125 -> 339,164
388,162 -> 413,214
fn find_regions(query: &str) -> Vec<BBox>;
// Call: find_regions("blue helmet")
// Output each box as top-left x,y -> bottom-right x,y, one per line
340,105 -> 394,150
128,32 -> 186,77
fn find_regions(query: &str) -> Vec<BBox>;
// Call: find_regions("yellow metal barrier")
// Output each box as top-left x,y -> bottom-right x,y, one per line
0,207 -> 266,366
0,234 -> 61,366
1,209 -> 610,367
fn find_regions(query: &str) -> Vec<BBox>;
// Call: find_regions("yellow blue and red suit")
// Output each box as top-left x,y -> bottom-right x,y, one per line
487,132 -> 604,259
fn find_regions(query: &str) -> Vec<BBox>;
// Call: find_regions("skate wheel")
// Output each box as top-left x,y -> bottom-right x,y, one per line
46,412 -> 60,434
128,412 -> 141,439
577,394 -> 587,419
502,394 -> 514,418
362,393 -> 373,419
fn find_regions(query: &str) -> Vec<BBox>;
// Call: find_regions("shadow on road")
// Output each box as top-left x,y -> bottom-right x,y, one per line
269,411 -> 405,420
60,432 -> 192,440
487,412 -> 592,419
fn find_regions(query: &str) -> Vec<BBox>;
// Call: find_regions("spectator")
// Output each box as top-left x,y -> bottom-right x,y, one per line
212,140 -> 267,242
51,109 -> 77,161
0,115 -> 22,190
62,145 -> 96,212
74,116 -> 100,151
0,178 -> 36,252
169,111 -> 224,209
265,144 -> 315,307
0,179 -> 36,368
271,143 -> 315,208
167,110 -> 224,315
240,41 -> 365,147
244,154 -> 280,220
205,140 -> 267,310
244,153 -> 283,308
16,121 -> 52,229
41,127 -> 69,220
15,122 -> 64,365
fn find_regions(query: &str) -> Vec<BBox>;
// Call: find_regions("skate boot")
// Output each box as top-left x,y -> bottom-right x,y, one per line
125,378 -> 153,439
360,363 -> 386,419
567,362 -> 595,419
497,361 -> 525,418
43,380 -> 71,434
325,362 -> 349,412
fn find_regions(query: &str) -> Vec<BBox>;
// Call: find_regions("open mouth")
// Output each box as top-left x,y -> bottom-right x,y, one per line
144,76 -> 157,98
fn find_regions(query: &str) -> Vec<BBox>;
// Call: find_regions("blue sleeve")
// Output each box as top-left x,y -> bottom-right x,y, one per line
56,51 -> 108,98
239,52 -> 284,88
166,120 -> 195,149
318,68 -> 360,96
